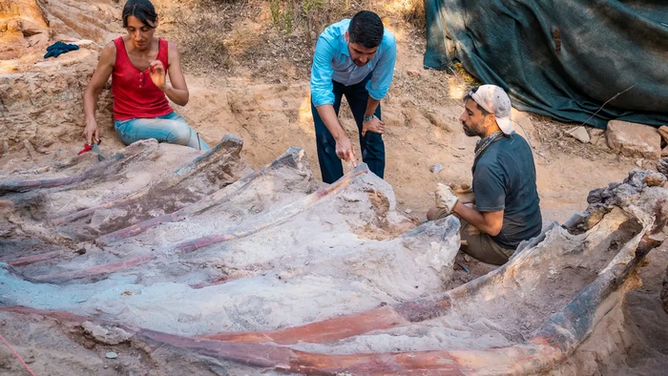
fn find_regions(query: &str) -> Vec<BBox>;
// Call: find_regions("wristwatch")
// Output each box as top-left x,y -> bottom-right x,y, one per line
364,115 -> 375,121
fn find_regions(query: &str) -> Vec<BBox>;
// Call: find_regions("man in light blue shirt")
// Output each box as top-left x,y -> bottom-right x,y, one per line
310,10 -> 397,183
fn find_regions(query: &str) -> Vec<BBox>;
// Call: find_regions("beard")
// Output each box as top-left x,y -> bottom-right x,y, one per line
462,121 -> 485,137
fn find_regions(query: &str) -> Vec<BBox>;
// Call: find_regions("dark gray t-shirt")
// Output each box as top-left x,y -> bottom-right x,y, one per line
472,134 -> 542,249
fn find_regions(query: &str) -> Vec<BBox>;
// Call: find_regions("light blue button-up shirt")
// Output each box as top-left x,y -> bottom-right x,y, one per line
310,19 -> 397,107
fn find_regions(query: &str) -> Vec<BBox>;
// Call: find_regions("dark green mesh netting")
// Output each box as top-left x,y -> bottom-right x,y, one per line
424,0 -> 668,128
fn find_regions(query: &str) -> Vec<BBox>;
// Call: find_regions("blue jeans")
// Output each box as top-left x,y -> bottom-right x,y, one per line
311,75 -> 385,184
114,112 -> 210,150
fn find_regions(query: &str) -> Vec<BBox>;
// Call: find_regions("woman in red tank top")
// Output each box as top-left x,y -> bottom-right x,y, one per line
82,0 -> 209,150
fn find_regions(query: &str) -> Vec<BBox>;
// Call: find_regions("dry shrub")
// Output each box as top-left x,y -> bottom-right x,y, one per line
160,0 -> 429,78
181,28 -> 234,72
159,0 -> 249,73
380,0 -> 425,31
452,62 -> 480,87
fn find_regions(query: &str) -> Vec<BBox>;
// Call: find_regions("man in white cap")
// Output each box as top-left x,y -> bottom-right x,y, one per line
427,84 -> 542,265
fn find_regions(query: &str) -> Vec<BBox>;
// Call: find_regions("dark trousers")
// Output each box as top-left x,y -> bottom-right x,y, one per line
311,77 -> 385,184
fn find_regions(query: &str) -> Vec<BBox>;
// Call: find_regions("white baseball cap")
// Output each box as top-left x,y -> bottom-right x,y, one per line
469,84 -> 515,135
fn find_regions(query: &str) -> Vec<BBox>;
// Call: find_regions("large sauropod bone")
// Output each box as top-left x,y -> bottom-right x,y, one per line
0,139 -> 167,198
2,154 -> 665,376
171,166 -> 368,255
52,135 -> 250,238
29,164 -> 368,283
5,147 -> 314,276
1,140 -> 184,227
6,173 -> 664,345
6,212 -> 662,376
199,203 -> 663,347
0,153 -> 125,195
0,221 -> 659,376
7,250 -> 63,267
2,163 -> 459,337
96,146 -> 311,245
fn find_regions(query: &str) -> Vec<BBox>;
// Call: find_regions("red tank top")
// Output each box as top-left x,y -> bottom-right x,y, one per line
112,37 -> 173,121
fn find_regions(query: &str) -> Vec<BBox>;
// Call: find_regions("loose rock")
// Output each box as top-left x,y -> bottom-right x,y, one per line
105,351 -> 118,359
644,173 -> 667,187
658,158 -> 668,176
606,120 -> 661,159
589,128 -> 609,148
659,125 -> 668,144
566,126 -> 590,143
430,164 -> 443,174
82,321 -> 132,345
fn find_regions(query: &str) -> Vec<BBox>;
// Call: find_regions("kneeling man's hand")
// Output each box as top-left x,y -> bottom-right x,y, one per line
435,183 -> 458,215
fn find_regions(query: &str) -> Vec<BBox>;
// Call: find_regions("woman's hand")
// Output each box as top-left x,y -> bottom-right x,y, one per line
83,118 -> 99,145
149,60 -> 167,90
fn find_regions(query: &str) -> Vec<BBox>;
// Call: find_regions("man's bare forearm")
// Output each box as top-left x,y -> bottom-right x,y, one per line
452,201 -> 502,236
364,97 -> 381,118
316,104 -> 346,140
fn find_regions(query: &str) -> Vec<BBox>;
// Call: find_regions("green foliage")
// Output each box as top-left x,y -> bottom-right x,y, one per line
269,0 -> 281,27
301,0 -> 322,46
267,0 -> 324,42
302,0 -> 323,14
283,0 -> 294,33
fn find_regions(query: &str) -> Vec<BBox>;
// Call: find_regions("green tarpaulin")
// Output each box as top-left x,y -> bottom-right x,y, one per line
424,0 -> 668,128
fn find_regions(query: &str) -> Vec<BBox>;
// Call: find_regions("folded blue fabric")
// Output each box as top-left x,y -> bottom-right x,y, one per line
44,41 -> 80,59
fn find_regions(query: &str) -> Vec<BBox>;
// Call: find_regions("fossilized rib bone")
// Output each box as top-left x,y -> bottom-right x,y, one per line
52,135 -> 249,237
96,146 -> 310,245
0,223 -> 660,376
30,164 -> 367,283
0,154 -> 125,195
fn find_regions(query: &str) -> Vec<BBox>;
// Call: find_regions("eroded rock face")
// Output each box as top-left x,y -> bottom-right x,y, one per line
0,0 -> 118,59
0,47 -> 114,153
0,0 -> 50,59
1,0 -> 121,155
606,120 -> 661,159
